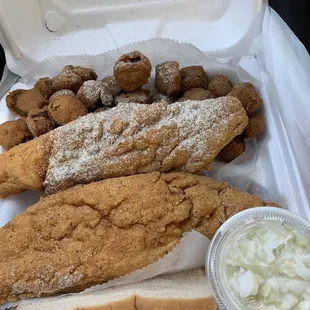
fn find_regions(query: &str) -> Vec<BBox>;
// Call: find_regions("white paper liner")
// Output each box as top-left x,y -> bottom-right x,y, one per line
22,38 -> 241,83
0,38 -> 262,309
1,231 -> 209,310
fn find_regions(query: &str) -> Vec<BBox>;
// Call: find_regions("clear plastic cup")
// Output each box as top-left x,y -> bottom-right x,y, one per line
206,207 -> 310,310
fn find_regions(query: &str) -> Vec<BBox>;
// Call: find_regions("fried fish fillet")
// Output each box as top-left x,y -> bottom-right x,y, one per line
0,172 -> 270,304
0,98 -> 248,198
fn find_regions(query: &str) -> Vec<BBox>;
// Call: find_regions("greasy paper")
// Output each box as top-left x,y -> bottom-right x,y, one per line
1,231 -> 209,309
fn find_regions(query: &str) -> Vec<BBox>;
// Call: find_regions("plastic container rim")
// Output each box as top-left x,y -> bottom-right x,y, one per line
206,206 -> 310,310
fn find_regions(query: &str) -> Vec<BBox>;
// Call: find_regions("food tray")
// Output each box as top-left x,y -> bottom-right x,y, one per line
0,0 -> 310,308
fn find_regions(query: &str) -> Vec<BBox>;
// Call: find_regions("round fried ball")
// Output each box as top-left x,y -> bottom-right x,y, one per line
208,75 -> 233,97
0,119 -> 32,150
228,82 -> 263,114
49,89 -> 75,103
218,139 -> 246,162
114,89 -> 151,105
181,88 -> 215,101
52,71 -> 83,93
26,107 -> 56,137
102,76 -> 122,97
62,65 -> 98,81
48,95 -> 88,125
245,113 -> 264,137
77,80 -> 113,109
151,91 -> 174,104
77,81 -> 103,110
114,51 -> 151,92
51,65 -> 97,93
155,61 -> 181,98
6,88 -> 48,117
180,66 -> 208,92
100,86 -> 115,107
34,77 -> 55,99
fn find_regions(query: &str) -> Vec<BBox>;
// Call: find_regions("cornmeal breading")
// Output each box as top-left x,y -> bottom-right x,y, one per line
0,172 -> 268,304
0,98 -> 248,198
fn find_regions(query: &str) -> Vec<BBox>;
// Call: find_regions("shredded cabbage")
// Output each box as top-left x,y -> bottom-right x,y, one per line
225,221 -> 310,309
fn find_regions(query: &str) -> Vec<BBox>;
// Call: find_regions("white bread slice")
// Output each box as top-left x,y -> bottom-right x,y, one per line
17,268 -> 216,310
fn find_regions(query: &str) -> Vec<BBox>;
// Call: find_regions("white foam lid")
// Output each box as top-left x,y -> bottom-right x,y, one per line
0,0 -> 264,76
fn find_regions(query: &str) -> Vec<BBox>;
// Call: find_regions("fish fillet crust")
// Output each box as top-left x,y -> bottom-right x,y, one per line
0,98 -> 248,198
0,172 -> 268,303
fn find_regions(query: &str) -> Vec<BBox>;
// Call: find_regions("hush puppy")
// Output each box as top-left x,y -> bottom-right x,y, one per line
77,80 -> 113,110
6,88 -> 48,117
102,76 -> 122,97
151,91 -> 174,104
26,107 -> 56,137
34,77 -> 55,99
114,89 -> 151,105
245,113 -> 264,137
48,95 -> 88,125
218,138 -> 246,162
180,66 -> 208,92
114,51 -> 151,92
228,82 -> 263,114
155,61 -> 181,98
49,90 -> 75,103
179,88 -> 215,101
208,75 -> 233,97
0,119 -> 32,150
52,65 -> 97,93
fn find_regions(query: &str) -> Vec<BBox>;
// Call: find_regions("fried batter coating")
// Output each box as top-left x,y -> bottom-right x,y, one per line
207,75 -> 233,97
0,119 -> 32,150
179,88 -> 215,101
0,97 -> 248,198
245,113 -> 264,137
155,61 -> 181,98
6,88 -> 48,117
48,95 -> 88,125
228,82 -> 263,114
100,87 -> 115,107
52,65 -> 98,93
0,171 -> 268,303
218,138 -> 246,162
114,89 -> 151,105
76,81 -> 113,110
34,77 -> 55,99
180,66 -> 208,92
151,90 -> 174,104
26,107 -> 56,137
114,51 -> 152,92
49,90 -> 75,103
102,76 -> 122,97
52,71 -> 83,93
62,65 -> 98,81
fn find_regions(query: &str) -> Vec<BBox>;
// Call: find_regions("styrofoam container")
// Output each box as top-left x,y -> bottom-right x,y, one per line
0,2 -> 309,221
1,1 -> 310,308
0,0 -> 265,76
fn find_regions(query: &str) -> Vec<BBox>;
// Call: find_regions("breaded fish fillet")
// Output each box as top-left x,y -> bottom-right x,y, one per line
0,98 -> 248,198
0,172 -> 269,303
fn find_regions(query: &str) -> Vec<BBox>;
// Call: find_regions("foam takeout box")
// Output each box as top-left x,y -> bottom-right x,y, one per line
0,0 -> 310,307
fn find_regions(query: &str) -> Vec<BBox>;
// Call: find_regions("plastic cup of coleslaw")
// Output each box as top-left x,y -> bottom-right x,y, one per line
206,207 -> 310,310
